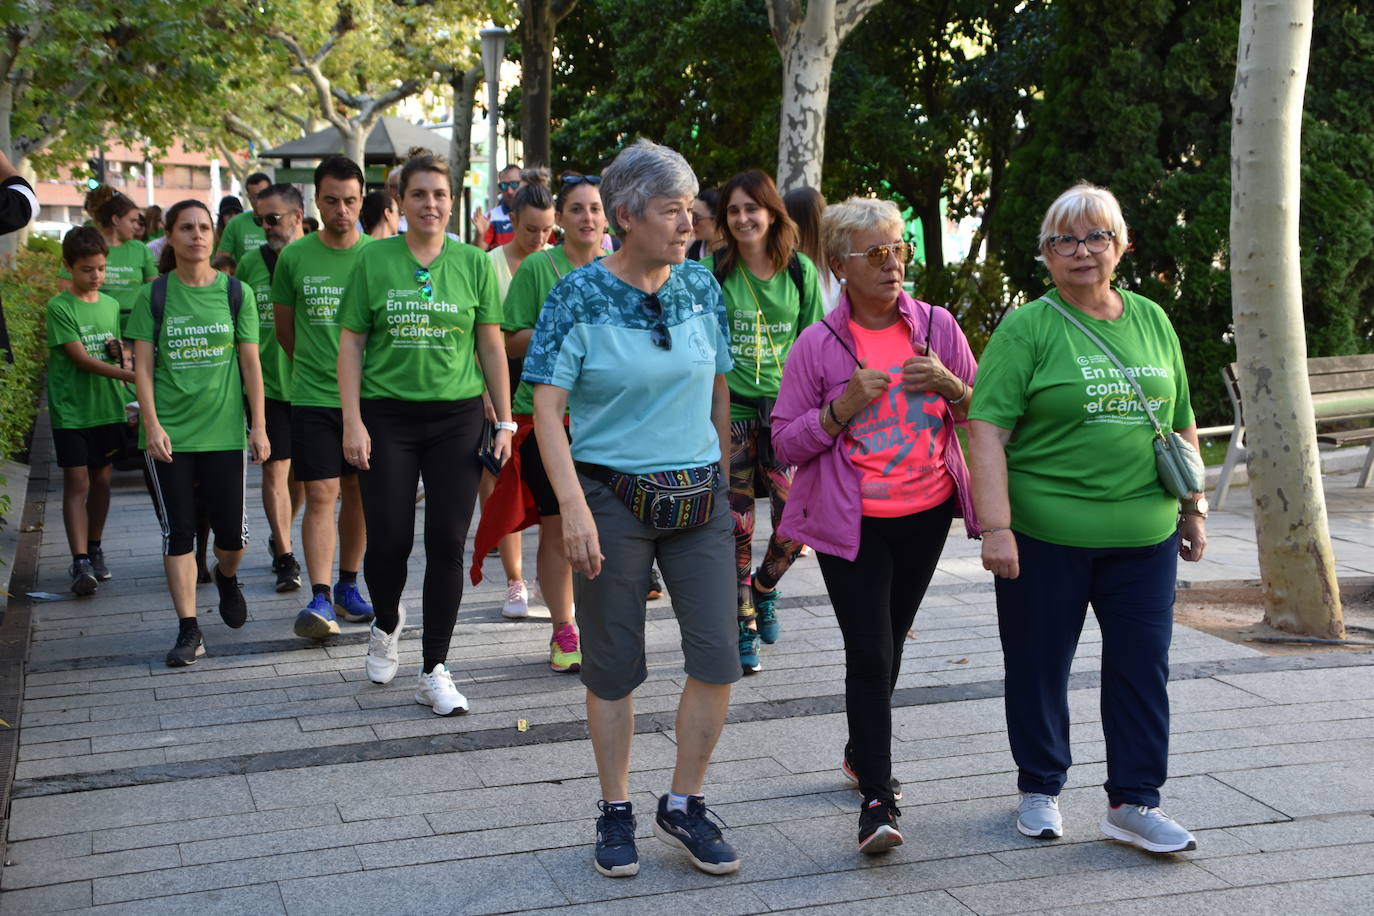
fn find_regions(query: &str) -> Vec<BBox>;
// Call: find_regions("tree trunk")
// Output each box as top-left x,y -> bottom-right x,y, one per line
341,125 -> 365,171
1230,0 -> 1342,636
518,0 -> 559,169
774,10 -> 836,192
449,65 -> 482,235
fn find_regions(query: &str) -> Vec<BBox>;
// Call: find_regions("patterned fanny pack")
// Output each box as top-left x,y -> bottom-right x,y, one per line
577,462 -> 718,530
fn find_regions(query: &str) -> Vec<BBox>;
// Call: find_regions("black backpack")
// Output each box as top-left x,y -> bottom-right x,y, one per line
149,274 -> 244,356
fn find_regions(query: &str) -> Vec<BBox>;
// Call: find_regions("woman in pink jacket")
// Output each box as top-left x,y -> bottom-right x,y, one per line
772,197 -> 979,855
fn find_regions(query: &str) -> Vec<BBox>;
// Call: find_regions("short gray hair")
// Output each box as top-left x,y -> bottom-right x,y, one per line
821,198 -> 904,267
600,138 -> 699,236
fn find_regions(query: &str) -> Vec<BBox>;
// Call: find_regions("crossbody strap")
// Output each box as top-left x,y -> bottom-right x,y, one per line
1037,295 -> 1167,440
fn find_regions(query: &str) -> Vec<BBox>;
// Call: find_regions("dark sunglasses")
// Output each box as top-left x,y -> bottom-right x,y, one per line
560,174 -> 602,189
641,293 -> 672,350
254,213 -> 290,228
498,181 -> 521,191
414,267 -> 434,302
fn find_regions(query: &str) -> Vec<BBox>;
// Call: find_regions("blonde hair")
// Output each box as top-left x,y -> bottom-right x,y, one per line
1037,183 -> 1129,257
821,197 -> 904,268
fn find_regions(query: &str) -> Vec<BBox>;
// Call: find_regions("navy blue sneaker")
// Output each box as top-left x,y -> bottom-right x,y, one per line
653,794 -> 740,875
594,801 -> 639,877
294,591 -> 340,639
333,581 -> 375,624
754,585 -> 781,644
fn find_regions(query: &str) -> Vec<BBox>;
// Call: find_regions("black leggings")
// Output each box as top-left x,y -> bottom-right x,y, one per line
815,498 -> 954,804
145,450 -> 246,557
358,397 -> 484,670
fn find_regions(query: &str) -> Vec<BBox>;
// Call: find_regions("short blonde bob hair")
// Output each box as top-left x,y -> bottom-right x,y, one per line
822,197 -> 904,268
1037,182 -> 1129,258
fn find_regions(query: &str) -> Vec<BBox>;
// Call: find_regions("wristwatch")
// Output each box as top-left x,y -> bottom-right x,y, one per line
1180,495 -> 1209,518
494,421 -> 518,433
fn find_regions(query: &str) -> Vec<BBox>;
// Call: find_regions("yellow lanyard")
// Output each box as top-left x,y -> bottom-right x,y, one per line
738,269 -> 784,384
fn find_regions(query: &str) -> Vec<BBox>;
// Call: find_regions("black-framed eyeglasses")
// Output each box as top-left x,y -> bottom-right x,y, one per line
498,181 -> 521,191
560,174 -> 602,188
690,211 -> 712,226
1047,230 -> 1115,257
641,293 -> 672,350
414,267 -> 434,302
846,242 -> 912,268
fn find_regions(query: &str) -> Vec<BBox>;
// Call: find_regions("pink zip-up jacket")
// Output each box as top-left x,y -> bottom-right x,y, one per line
771,290 -> 980,560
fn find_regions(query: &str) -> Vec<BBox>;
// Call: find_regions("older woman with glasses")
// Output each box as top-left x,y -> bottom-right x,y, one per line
968,183 -> 1204,854
523,139 -> 740,880
773,197 -> 979,855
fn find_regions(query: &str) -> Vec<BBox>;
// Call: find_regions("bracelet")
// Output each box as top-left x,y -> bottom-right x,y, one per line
494,421 -> 518,433
827,401 -> 849,430
947,380 -> 969,405
981,526 -> 1011,535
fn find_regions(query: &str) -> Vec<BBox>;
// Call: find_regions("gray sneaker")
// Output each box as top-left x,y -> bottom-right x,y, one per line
1016,792 -> 1063,838
69,558 -> 98,596
1101,804 -> 1197,853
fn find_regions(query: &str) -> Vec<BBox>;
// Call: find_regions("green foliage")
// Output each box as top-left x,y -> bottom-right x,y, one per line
26,235 -> 61,259
542,0 -> 781,184
0,249 -> 57,463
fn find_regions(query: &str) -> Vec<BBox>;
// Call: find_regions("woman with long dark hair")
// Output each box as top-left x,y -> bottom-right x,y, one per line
706,169 -> 823,674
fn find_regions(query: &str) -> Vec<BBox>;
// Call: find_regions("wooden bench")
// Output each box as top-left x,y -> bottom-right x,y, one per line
1211,354 -> 1374,509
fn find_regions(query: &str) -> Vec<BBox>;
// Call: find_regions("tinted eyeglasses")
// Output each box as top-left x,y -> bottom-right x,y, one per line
254,212 -> 289,228
1047,230 -> 1116,257
641,293 -> 672,350
560,174 -> 601,188
846,242 -> 912,268
498,180 -> 521,192
414,267 -> 433,302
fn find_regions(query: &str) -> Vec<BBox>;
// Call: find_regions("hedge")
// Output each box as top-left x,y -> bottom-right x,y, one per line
0,246 -> 56,465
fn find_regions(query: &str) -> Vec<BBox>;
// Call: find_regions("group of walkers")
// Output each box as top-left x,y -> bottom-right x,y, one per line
37,136 -> 1208,877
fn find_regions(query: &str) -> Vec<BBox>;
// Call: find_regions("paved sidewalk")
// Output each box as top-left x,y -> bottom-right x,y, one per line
1,437 -> 1372,913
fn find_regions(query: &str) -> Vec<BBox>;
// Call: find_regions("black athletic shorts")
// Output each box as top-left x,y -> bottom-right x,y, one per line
290,404 -> 355,481
519,423 -> 570,517
53,423 -> 125,469
261,397 -> 292,462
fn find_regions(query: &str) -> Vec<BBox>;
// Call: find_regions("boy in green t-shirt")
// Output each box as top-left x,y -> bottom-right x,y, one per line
46,227 -> 138,595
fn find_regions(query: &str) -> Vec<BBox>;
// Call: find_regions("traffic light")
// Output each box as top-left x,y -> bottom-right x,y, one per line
86,154 -> 105,191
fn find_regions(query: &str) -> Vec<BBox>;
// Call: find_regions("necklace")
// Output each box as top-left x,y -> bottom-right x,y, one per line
738,268 -> 784,384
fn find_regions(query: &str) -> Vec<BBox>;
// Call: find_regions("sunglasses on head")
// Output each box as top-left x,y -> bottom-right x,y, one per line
414,267 -> 434,302
846,242 -> 912,268
560,174 -> 601,189
498,181 -> 521,191
641,293 -> 672,351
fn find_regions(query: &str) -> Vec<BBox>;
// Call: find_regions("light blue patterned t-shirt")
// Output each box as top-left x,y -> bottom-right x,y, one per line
523,259 -> 733,474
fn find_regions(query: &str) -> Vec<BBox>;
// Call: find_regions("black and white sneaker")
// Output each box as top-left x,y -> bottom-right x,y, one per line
858,798 -> 903,854
166,628 -> 205,667
273,552 -> 302,592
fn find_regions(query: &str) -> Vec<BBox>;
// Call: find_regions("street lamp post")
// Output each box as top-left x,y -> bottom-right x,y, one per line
480,27 -> 508,214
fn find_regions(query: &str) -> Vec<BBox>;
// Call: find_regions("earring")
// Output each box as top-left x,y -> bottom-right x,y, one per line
839,277 -> 847,286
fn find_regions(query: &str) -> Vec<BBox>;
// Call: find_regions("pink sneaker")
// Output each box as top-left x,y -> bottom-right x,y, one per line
550,623 -> 582,673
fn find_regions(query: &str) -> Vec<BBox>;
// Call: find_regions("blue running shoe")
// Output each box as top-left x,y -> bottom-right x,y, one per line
653,795 -> 740,875
294,591 -> 341,639
754,586 -> 781,644
333,581 -> 375,624
594,801 -> 638,877
738,618 -> 761,675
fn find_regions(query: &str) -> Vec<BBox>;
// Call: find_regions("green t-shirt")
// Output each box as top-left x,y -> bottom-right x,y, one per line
125,273 -> 259,452
339,235 -> 502,402
502,246 -> 585,416
45,291 -> 129,430
703,253 -> 824,420
216,210 -> 267,264
235,246 -> 292,403
967,288 -> 1195,548
60,241 -> 157,336
271,232 -> 373,408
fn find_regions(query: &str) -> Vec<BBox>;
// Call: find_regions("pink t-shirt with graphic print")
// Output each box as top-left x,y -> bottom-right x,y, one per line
847,320 -> 955,517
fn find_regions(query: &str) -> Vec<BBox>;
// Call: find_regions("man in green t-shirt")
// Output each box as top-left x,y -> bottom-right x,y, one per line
236,183 -> 305,593
215,172 -> 271,267
47,228 -> 138,595
272,156 -> 374,639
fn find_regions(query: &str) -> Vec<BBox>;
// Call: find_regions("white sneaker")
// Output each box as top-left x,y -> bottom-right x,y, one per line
415,663 -> 469,717
502,579 -> 529,618
364,602 -> 407,685
1101,804 -> 1197,853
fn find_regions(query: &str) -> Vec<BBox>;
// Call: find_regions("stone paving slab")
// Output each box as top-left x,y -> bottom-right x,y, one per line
4,461 -> 1374,912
